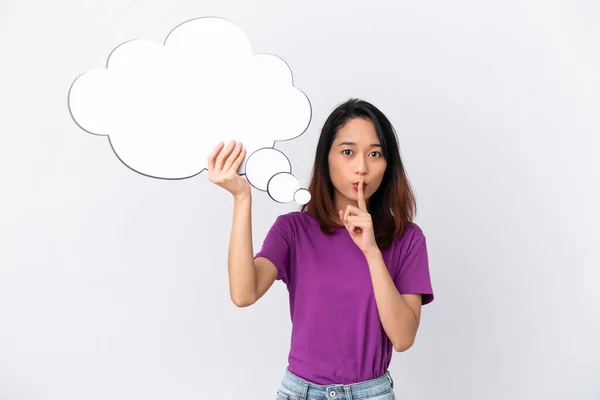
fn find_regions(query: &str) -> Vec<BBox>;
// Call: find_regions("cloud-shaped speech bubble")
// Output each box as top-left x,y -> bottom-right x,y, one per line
68,17 -> 312,204
245,147 -> 311,204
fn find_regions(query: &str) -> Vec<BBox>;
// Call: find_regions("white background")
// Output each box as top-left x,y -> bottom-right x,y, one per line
1,0 -> 599,399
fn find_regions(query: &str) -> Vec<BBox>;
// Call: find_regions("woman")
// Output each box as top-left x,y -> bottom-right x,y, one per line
207,98 -> 434,400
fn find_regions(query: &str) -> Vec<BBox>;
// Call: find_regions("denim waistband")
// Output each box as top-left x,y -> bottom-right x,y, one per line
278,368 -> 394,400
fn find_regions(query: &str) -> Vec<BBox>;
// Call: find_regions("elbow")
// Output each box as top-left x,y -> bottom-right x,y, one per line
393,337 -> 415,352
231,294 -> 256,308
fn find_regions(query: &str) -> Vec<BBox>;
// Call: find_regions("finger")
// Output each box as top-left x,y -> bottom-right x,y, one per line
207,141 -> 224,171
340,210 -> 349,228
345,204 -> 359,221
357,178 -> 367,211
347,216 -> 370,228
230,146 -> 247,173
215,140 -> 236,171
345,204 -> 366,218
347,215 -> 368,223
349,221 -> 362,233
345,205 -> 355,216
340,210 -> 350,231
223,141 -> 242,172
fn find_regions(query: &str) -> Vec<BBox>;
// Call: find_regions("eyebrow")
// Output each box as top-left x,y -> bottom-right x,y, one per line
337,141 -> 382,147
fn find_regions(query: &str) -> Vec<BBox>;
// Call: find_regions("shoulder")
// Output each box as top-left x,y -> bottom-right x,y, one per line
269,210 -> 316,235
397,222 -> 426,243
391,222 -> 427,255
274,210 -> 315,227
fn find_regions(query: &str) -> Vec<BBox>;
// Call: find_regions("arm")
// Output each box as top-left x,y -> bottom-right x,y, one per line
338,182 -> 425,351
364,248 -> 422,352
227,193 -> 257,307
206,140 -> 268,308
228,193 -> 279,307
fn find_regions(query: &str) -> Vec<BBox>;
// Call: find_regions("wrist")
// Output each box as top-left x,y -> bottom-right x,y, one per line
362,246 -> 381,259
233,192 -> 251,203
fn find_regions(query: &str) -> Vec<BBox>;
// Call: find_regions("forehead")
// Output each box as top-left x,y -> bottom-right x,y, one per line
334,118 -> 379,143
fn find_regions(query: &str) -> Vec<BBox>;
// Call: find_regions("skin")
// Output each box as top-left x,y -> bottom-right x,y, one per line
330,117 -> 423,351
208,119 -> 423,350
328,117 -> 387,222
206,140 -> 250,197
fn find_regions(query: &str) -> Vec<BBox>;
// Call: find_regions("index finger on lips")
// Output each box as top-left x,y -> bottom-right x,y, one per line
357,179 -> 367,211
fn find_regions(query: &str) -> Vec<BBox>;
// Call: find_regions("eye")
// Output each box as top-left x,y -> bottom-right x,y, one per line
342,149 -> 353,156
370,151 -> 382,158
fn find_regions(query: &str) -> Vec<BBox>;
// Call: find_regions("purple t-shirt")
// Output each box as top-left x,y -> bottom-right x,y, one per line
254,211 -> 434,385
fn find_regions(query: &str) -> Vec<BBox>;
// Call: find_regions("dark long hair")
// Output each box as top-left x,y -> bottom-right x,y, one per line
300,98 -> 417,249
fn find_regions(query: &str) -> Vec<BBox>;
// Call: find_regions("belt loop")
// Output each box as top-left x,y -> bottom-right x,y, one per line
300,377 -> 309,399
344,385 -> 353,400
387,372 -> 394,388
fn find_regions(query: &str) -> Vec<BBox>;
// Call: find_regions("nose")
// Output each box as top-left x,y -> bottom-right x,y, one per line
355,154 -> 368,175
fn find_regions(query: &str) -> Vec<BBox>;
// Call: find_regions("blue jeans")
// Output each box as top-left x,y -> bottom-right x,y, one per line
276,368 -> 396,400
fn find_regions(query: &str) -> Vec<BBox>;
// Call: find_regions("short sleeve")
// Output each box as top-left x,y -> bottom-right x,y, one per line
254,215 -> 292,286
394,226 -> 434,305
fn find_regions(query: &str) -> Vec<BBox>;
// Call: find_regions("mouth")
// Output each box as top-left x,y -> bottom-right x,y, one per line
352,182 -> 367,190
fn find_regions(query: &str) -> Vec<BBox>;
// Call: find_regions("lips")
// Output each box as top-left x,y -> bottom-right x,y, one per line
353,182 -> 367,190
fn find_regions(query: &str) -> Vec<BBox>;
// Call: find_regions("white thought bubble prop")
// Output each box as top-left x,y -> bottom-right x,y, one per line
68,17 -> 312,204
244,148 -> 311,204
268,173 -> 308,204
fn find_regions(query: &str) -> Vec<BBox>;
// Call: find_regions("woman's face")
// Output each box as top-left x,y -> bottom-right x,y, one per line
327,117 -> 387,213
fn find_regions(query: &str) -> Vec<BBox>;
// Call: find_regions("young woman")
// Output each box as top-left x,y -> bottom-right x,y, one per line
207,98 -> 434,400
